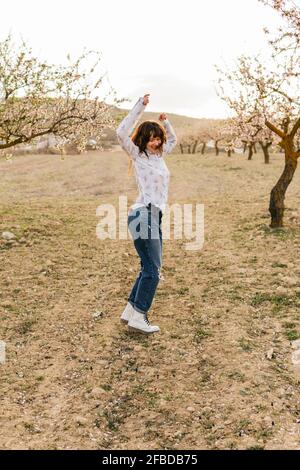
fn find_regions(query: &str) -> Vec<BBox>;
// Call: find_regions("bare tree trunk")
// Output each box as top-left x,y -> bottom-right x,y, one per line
192,140 -> 198,154
215,140 -> 220,156
259,141 -> 272,164
269,156 -> 297,227
247,144 -> 254,160
227,149 -> 232,157
201,142 -> 206,155
180,143 -> 184,154
187,145 -> 191,154
253,143 -> 257,153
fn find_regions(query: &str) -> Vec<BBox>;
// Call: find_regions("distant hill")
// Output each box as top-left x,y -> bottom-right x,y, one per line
106,102 -> 225,145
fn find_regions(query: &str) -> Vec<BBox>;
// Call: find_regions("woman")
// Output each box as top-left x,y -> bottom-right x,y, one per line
116,93 -> 177,334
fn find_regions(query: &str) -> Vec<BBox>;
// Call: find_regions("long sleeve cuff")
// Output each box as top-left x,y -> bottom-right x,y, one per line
116,97 -> 147,160
116,97 -> 147,138
162,118 -> 177,154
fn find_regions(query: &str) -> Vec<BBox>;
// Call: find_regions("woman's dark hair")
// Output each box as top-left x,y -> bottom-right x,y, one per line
131,120 -> 166,158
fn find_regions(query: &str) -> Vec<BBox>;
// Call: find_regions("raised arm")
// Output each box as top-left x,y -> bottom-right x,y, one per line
116,96 -> 147,160
161,117 -> 177,154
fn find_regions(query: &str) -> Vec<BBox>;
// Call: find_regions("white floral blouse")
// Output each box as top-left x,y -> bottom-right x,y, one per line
116,96 -> 177,215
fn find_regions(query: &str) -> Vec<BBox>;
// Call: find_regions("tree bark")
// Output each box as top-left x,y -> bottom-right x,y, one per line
227,149 -> 232,157
259,141 -> 272,164
201,142 -> 206,155
192,140 -> 198,154
180,143 -> 184,154
215,140 -> 220,156
247,144 -> 254,160
269,156 -> 297,227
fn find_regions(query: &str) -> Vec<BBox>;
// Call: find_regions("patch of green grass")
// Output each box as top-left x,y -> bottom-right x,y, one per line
227,371 -> 246,382
16,318 -> 37,335
250,293 -> 297,311
272,295 -> 295,307
199,371 -> 212,383
239,388 -> 252,396
255,404 -> 267,412
101,383 -> 112,392
255,428 -> 274,441
235,418 -> 251,434
194,328 -> 213,343
285,330 -> 300,341
102,410 -> 120,432
250,293 -> 272,306
271,262 -> 287,268
227,289 -> 244,301
259,225 -> 295,240
238,337 -> 254,352
177,287 -> 189,295
147,391 -> 159,408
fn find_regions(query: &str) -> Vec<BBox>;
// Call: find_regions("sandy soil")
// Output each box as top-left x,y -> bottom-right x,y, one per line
1,148 -> 300,450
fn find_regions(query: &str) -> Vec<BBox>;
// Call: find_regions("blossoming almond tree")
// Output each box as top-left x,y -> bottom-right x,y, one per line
215,1 -> 300,228
0,34 -> 122,156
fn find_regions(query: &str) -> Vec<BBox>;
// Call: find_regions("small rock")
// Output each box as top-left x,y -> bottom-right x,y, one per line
2,231 -> 16,240
74,416 -> 88,426
187,406 -> 195,412
202,406 -> 213,415
91,387 -> 106,398
92,310 -> 104,320
266,348 -> 275,360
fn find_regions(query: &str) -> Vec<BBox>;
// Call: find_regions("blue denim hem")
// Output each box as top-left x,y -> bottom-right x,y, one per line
128,300 -> 147,314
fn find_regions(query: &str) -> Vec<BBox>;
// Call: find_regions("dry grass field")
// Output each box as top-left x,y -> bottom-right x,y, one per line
1,147 -> 300,449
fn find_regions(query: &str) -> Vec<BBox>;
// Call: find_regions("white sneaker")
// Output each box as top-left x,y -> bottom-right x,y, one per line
127,309 -> 160,334
120,302 -> 135,324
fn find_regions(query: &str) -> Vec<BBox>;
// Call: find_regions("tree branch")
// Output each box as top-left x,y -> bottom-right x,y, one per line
265,120 -> 285,138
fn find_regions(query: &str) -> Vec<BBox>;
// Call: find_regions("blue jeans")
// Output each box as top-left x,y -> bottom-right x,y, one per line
127,203 -> 163,314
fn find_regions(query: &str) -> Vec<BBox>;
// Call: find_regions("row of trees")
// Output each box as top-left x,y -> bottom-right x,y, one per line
215,0 -> 300,227
178,1 -> 299,228
177,120 -> 278,161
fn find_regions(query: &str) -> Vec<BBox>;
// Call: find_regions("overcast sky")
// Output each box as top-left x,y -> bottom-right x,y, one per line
2,0 -> 286,118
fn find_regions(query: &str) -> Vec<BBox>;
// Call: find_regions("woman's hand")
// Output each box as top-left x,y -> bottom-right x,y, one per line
143,94 -> 150,105
158,113 -> 167,121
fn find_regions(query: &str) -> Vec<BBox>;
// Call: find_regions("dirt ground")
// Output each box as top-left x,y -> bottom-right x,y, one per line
1,148 -> 300,450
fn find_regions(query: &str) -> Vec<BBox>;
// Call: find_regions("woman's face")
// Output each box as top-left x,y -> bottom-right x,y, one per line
146,135 -> 162,153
